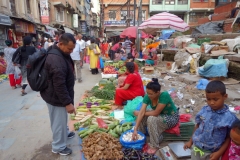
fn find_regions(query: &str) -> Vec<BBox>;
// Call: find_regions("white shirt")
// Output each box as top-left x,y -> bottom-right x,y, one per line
86,40 -> 91,46
44,41 -> 49,50
70,43 -> 81,60
77,39 -> 86,50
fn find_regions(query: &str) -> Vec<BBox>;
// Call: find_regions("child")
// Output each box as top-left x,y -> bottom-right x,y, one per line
229,120 -> 240,159
184,80 -> 238,160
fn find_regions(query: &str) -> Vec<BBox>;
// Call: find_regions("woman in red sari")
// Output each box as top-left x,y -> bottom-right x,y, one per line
115,62 -> 145,109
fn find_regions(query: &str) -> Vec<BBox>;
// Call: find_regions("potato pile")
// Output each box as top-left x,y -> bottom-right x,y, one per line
82,132 -> 124,160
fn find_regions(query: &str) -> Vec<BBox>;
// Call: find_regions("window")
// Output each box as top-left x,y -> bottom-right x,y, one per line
109,10 -> 116,21
189,12 -> 210,22
120,10 -> 134,20
56,8 -> 64,22
9,0 -> 17,16
165,0 -> 175,4
193,0 -> 208,2
178,0 -> 188,4
67,12 -> 71,24
26,0 -> 31,14
142,10 -> 146,21
152,0 -> 162,4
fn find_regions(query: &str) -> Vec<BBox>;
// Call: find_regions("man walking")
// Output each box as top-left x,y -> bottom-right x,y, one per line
40,33 -> 76,156
71,35 -> 82,83
76,34 -> 86,64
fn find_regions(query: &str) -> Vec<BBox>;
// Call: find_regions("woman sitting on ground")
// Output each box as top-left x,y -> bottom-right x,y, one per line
114,62 -> 144,109
145,49 -> 158,66
132,78 -> 179,154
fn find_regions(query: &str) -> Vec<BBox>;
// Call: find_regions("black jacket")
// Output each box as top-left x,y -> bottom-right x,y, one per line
40,45 -> 75,107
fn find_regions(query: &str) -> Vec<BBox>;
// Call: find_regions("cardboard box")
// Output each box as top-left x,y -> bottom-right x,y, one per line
143,66 -> 154,74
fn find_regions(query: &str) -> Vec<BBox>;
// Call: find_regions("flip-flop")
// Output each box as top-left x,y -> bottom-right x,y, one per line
21,92 -> 27,96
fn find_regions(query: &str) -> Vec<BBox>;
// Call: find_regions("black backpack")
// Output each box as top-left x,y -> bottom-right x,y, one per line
26,48 -> 68,92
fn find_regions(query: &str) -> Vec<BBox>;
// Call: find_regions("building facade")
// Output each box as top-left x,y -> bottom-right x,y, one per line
149,0 -> 190,22
103,0 -> 149,33
189,0 -> 215,26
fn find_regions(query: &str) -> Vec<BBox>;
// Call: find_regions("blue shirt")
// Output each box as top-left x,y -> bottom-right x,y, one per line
192,105 -> 237,152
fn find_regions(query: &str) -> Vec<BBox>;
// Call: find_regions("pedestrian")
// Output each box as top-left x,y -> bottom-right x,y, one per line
184,80 -> 238,160
87,38 -> 100,75
4,40 -> 21,89
12,36 -> 36,96
124,36 -> 132,55
76,33 -> 86,65
40,33 -> 76,156
48,38 -> 54,47
70,35 -> 82,83
43,37 -> 49,50
0,52 -> 7,74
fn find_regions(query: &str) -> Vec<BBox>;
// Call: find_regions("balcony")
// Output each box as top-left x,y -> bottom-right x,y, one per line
52,0 -> 66,8
150,0 -> 189,13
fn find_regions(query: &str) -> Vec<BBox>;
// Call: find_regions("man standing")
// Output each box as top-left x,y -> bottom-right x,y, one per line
43,37 -> 49,50
40,33 -> 76,156
124,36 -> 132,54
76,34 -> 86,64
71,35 -> 82,83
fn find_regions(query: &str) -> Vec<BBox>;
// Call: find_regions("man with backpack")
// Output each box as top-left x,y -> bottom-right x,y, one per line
40,33 -> 76,156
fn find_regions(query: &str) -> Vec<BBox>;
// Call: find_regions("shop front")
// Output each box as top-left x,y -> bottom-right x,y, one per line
0,14 -> 11,52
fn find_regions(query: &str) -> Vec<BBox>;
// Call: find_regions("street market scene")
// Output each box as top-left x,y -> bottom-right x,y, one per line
0,0 -> 240,160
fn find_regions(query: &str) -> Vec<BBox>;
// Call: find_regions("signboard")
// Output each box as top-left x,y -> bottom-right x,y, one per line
73,14 -> 78,28
0,14 -> 11,26
40,0 -> 49,24
80,21 -> 87,35
104,21 -> 138,26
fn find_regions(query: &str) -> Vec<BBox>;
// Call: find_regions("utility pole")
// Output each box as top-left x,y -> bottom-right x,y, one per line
137,0 -> 142,51
127,0 -> 130,27
101,0 -> 104,38
133,0 -> 136,26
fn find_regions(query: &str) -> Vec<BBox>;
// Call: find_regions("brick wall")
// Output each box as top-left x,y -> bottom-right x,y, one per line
214,1 -> 237,14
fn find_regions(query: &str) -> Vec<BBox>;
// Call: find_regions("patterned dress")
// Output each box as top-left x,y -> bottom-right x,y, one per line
4,47 -> 16,74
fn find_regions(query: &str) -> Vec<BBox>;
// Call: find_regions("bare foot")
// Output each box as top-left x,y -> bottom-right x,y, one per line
147,147 -> 158,154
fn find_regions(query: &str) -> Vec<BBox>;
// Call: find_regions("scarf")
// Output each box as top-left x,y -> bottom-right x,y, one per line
89,43 -> 96,50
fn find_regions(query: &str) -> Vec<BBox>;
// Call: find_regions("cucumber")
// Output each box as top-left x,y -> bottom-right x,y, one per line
89,108 -> 101,111
108,123 -> 117,129
122,122 -> 132,127
109,132 -> 119,138
98,128 -> 108,132
89,124 -> 98,129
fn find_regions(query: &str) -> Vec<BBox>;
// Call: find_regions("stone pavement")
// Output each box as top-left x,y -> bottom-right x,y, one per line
0,64 -> 101,160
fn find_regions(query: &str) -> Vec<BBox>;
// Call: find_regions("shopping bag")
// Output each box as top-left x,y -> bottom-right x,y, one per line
99,57 -> 104,68
85,56 -> 90,64
15,66 -> 21,75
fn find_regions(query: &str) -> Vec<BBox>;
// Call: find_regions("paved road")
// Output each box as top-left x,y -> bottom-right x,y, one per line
0,64 -> 101,160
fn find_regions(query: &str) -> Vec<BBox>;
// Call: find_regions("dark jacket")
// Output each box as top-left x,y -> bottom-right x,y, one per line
40,44 -> 75,107
12,46 -> 36,66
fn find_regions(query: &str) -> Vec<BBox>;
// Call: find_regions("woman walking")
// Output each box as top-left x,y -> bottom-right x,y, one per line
12,36 -> 36,96
87,38 -> 101,75
4,40 -> 22,89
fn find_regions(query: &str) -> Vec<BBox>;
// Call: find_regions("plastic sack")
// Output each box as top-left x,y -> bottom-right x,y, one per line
180,114 -> 192,123
196,79 -> 209,90
164,122 -> 180,136
124,96 -> 143,122
15,66 -> 21,75
99,57 -> 104,68
120,130 -> 146,150
97,58 -> 100,69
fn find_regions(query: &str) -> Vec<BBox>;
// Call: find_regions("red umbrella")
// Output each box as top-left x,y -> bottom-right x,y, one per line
120,26 -> 152,39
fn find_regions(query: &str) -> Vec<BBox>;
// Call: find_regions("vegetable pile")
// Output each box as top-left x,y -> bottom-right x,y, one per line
122,148 -> 159,160
0,74 -> 8,82
82,132 -> 124,160
90,81 -> 116,100
122,131 -> 144,142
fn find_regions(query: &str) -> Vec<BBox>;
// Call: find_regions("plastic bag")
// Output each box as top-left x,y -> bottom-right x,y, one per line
124,96 -> 143,122
164,122 -> 180,136
120,130 -> 146,150
99,57 -> 104,68
196,79 -> 209,90
15,66 -> 21,75
180,114 -> 192,123
97,58 -> 100,69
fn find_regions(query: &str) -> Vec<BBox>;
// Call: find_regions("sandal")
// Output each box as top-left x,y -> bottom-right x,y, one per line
12,86 -> 17,89
21,92 -> 27,96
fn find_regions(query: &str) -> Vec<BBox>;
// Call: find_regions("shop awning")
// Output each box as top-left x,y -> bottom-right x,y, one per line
46,25 -> 58,32
64,27 -> 74,34
0,14 -> 11,26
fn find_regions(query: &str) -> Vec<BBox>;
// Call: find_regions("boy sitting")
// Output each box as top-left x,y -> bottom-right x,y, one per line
184,80 -> 238,160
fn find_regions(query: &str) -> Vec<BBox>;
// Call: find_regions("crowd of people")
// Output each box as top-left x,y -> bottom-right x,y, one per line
0,32 -> 240,159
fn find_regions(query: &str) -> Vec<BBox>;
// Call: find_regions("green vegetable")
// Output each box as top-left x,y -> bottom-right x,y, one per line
109,131 -> 119,138
79,129 -> 94,138
89,124 -> 98,129
122,122 -> 132,127
108,123 -> 117,129
70,114 -> 75,120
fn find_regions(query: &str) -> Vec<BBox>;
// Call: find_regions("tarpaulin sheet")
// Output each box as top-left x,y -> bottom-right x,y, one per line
192,21 -> 224,37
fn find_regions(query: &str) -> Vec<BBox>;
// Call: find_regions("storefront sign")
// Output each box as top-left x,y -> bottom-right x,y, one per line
104,21 -> 138,26
15,21 -> 36,33
0,14 -> 11,26
73,14 -> 78,28
80,21 -> 87,35
40,0 -> 49,24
